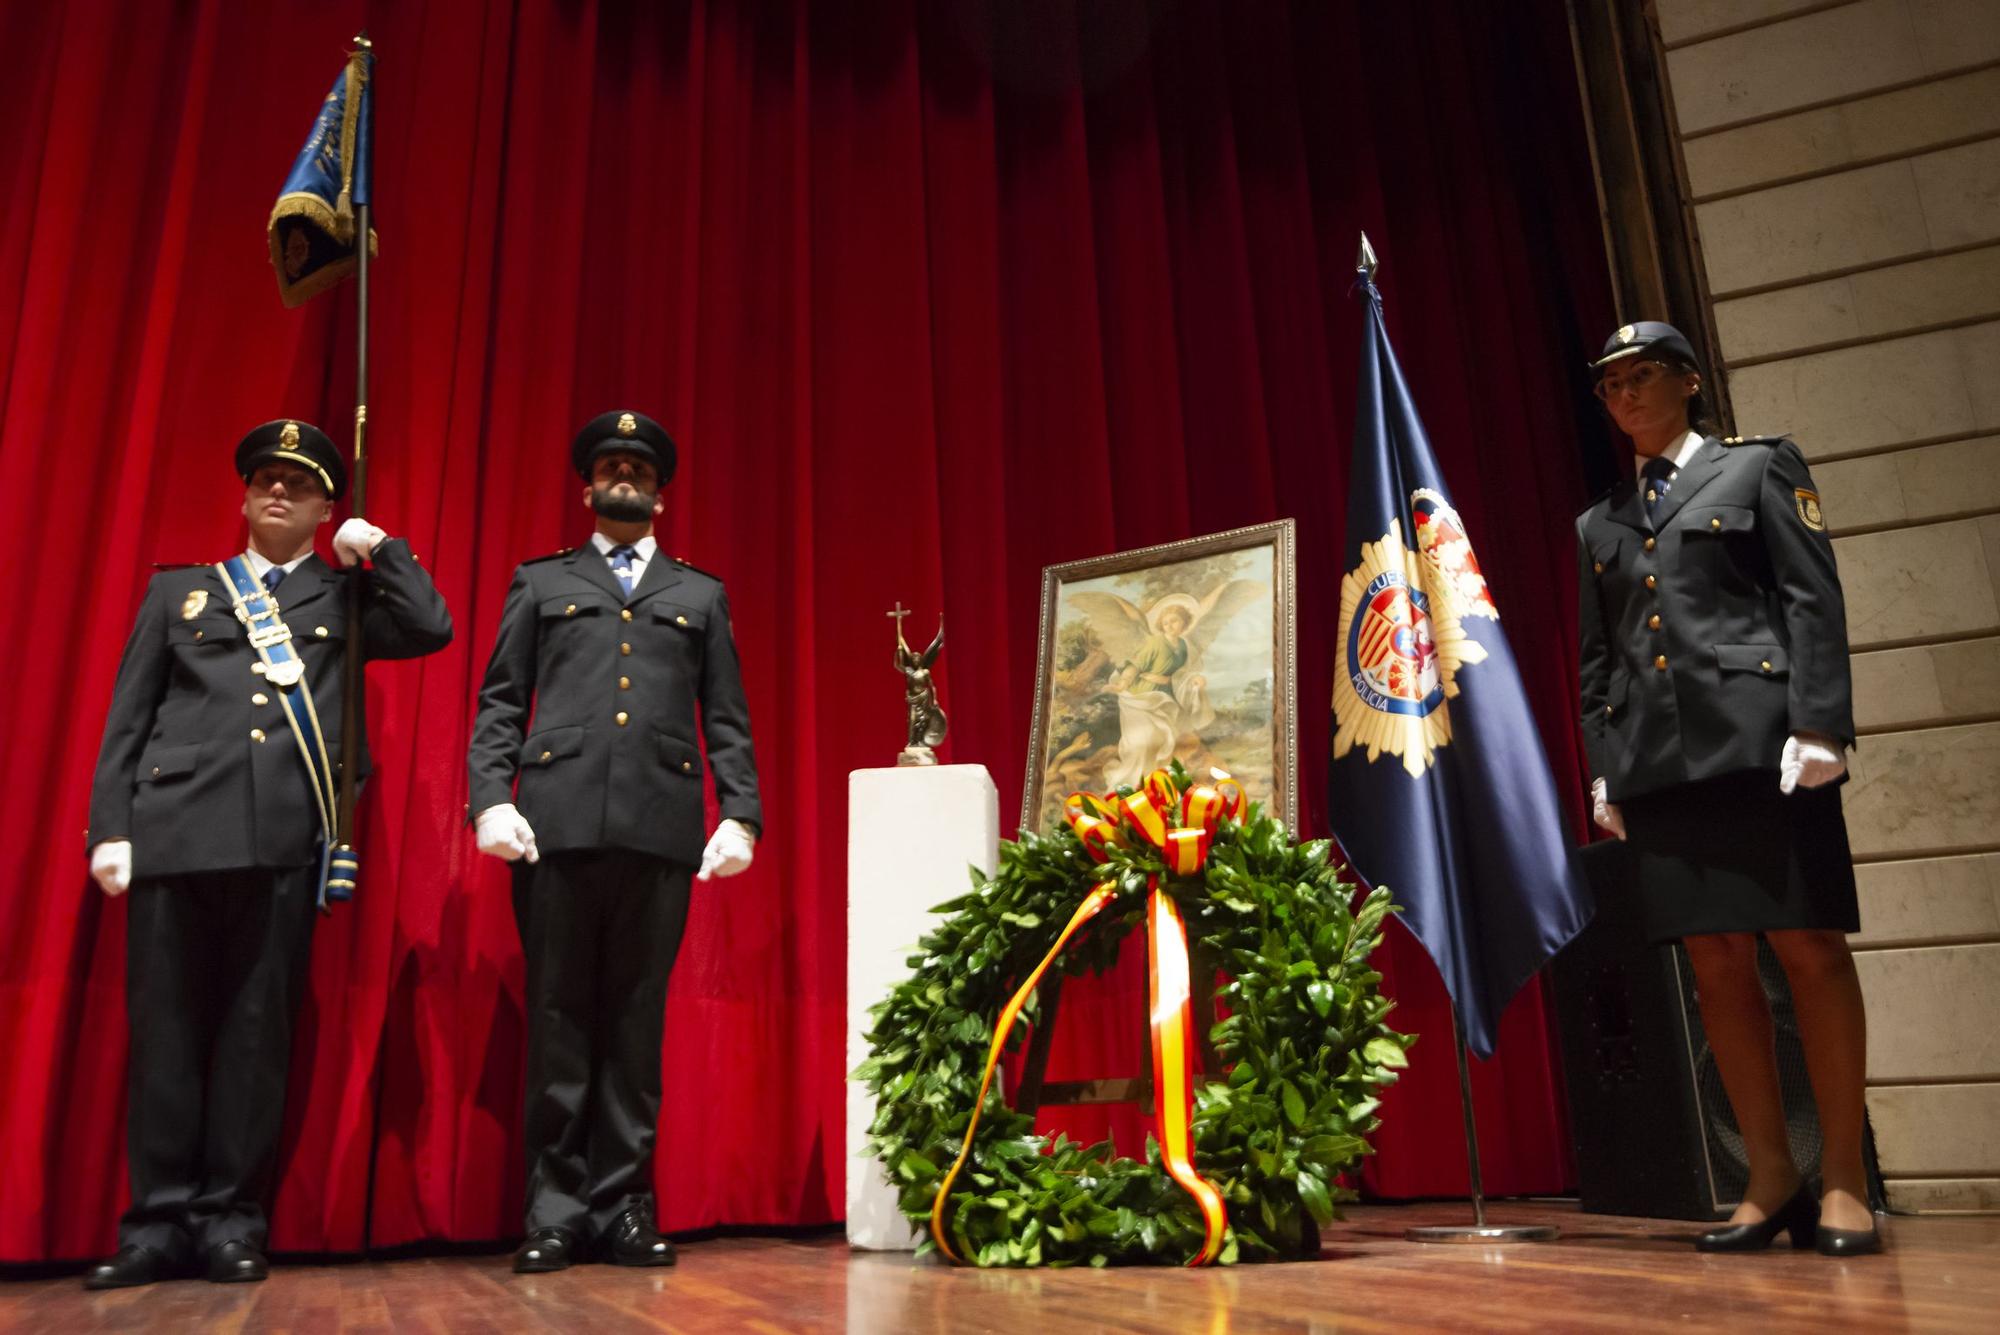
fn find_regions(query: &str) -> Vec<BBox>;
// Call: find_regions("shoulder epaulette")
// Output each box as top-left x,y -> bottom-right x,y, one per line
1719,433 -> 1787,447
152,561 -> 206,571
671,554 -> 724,582
521,547 -> 576,565
1577,483 -> 1623,518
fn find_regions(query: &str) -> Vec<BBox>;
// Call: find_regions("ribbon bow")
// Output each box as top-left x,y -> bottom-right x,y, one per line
931,768 -> 1243,1267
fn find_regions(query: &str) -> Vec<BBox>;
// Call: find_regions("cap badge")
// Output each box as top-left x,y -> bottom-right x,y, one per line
617,413 -> 637,436
1616,325 -> 1636,345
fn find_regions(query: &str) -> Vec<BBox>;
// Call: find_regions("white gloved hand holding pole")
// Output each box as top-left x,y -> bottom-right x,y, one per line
1779,732 -> 1847,795
332,517 -> 390,568
90,840 -> 132,896
475,803 -> 540,863
698,819 -> 757,881
1590,777 -> 1626,841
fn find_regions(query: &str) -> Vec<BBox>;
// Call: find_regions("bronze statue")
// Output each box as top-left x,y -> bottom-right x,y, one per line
890,604 -> 947,766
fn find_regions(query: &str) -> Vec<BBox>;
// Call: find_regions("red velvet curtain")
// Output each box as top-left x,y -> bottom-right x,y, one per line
0,0 -> 1615,1261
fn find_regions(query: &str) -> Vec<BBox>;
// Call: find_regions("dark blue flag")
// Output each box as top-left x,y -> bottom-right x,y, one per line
267,44 -> 375,307
1326,256 -> 1592,1059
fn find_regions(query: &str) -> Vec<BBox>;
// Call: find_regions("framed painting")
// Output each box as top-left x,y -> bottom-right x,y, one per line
1021,519 -> 1297,834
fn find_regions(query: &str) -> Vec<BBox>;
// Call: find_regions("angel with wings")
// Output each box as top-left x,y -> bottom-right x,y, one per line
1067,578 -> 1264,790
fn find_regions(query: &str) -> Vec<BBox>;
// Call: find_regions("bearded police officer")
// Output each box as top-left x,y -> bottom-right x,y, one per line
83,421 -> 452,1288
1576,322 -> 1879,1256
467,410 -> 763,1273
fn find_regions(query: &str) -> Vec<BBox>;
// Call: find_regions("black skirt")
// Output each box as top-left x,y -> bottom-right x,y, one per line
1619,769 -> 1860,945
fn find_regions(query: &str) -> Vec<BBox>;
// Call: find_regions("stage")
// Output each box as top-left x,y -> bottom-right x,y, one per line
6,1203 -> 1991,1333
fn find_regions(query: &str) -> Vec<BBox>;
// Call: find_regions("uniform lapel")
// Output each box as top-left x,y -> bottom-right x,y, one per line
1602,480 -> 1649,534
565,544 -> 628,604
271,554 -> 337,616
624,547 -> 685,610
1650,437 -> 1727,529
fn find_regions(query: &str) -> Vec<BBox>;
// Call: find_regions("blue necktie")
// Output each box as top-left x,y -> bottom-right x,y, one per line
262,565 -> 287,594
1641,455 -> 1677,520
609,544 -> 638,597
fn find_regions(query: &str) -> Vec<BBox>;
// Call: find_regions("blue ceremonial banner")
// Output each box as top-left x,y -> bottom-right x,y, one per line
1326,254 -> 1592,1060
267,44 -> 375,307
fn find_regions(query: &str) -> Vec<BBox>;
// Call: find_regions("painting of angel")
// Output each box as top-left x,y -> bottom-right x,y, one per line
1022,521 -> 1296,834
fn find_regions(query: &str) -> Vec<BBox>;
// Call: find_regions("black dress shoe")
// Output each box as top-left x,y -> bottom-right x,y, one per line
603,1210 -> 677,1267
1816,1221 -> 1884,1256
204,1239 -> 269,1283
513,1227 -> 580,1274
84,1244 -> 182,1290
1696,1185 -> 1818,1252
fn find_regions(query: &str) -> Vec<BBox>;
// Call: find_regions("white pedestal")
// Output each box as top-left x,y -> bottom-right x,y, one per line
845,763 -> 999,1250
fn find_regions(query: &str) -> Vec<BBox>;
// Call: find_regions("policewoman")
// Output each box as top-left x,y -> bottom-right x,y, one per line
83,421 -> 452,1287
467,410 -> 763,1274
1575,322 -> 1879,1256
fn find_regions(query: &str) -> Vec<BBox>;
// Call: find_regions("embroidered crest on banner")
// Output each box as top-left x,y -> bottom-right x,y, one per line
1794,488 -> 1826,532
1411,488 -> 1499,624
1333,518 -> 1487,778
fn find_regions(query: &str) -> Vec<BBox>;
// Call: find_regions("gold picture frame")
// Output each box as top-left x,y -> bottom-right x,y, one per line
1021,519 -> 1298,834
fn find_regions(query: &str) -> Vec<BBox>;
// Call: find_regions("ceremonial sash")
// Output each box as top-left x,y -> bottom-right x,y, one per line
214,557 -> 353,908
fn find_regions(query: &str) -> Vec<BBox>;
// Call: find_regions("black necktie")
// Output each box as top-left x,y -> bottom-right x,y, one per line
609,545 -> 638,596
262,565 -> 287,594
1641,455 -> 1677,519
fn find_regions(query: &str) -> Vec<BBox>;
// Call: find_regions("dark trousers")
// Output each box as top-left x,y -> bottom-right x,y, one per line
512,849 -> 692,1241
120,866 -> 317,1258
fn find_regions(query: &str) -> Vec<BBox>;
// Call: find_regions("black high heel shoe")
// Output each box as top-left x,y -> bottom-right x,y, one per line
1815,1216 -> 1883,1256
1696,1185 -> 1818,1252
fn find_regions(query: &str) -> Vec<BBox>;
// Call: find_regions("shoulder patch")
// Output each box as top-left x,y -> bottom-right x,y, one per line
1794,488 -> 1827,531
521,547 -> 576,566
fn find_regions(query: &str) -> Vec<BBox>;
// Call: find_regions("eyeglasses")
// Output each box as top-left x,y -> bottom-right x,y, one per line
1594,361 -> 1674,401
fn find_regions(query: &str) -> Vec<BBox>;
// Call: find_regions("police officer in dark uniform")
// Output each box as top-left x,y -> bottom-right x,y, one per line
1576,322 -> 1879,1256
467,410 -> 763,1273
83,421 -> 452,1288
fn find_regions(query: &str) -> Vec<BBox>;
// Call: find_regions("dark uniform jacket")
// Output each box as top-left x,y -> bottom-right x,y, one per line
87,540 -> 454,876
1577,435 -> 1853,802
467,544 -> 762,867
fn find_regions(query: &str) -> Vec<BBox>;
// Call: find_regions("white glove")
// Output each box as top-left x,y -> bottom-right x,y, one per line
474,803 -> 540,863
90,840 -> 132,896
698,819 -> 757,881
1779,732 -> 1847,794
1591,777 -> 1626,841
332,517 -> 390,567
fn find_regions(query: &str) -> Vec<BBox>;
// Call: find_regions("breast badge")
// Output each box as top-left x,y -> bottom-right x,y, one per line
181,589 -> 208,620
1333,516 -> 1488,778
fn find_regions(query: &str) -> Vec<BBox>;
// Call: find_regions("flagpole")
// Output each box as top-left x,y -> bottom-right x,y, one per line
337,33 -> 371,881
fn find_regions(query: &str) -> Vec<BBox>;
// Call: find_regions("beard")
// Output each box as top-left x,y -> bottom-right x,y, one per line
591,486 -> 655,522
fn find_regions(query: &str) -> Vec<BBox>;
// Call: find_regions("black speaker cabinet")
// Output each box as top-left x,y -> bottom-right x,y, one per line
1551,841 -> 1863,1220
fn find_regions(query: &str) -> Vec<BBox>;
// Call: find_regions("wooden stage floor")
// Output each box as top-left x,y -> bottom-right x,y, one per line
5,1202 -> 1995,1333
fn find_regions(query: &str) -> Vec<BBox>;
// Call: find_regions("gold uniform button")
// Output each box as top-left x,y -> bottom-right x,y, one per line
1654,655 -> 1668,671
619,676 -> 631,690
1761,660 -> 1773,673
539,750 -> 553,763
1647,614 -> 1661,630
565,603 -> 578,616
250,728 -> 267,742
615,711 -> 629,726
676,615 -> 688,626
252,692 -> 270,706
315,626 -> 329,637
621,609 -> 634,622
1644,537 -> 1656,551
151,766 -> 162,777
193,629 -> 204,641
681,760 -> 692,773
1646,489 -> 1658,503
1603,705 -> 1613,718
1644,575 -> 1657,590
1711,517 -> 1722,530
1592,562 -> 1603,574
620,641 -> 632,656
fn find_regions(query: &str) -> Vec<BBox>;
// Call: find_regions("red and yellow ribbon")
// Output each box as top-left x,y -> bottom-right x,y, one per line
930,767 -> 1237,1266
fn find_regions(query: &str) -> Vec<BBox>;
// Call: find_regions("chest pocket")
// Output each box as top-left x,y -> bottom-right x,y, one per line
169,613 -> 239,648
1587,533 -> 1624,577
1681,505 -> 1756,538
539,593 -> 615,623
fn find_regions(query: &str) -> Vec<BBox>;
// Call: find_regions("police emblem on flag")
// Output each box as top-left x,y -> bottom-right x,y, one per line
1333,518 -> 1487,777
1411,488 -> 1498,624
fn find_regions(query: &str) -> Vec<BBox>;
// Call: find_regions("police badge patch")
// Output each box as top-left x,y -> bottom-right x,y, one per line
1332,518 -> 1488,779
1794,488 -> 1827,532
181,589 -> 208,620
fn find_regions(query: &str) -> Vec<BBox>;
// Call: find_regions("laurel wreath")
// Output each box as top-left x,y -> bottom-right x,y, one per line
855,767 -> 1413,1266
